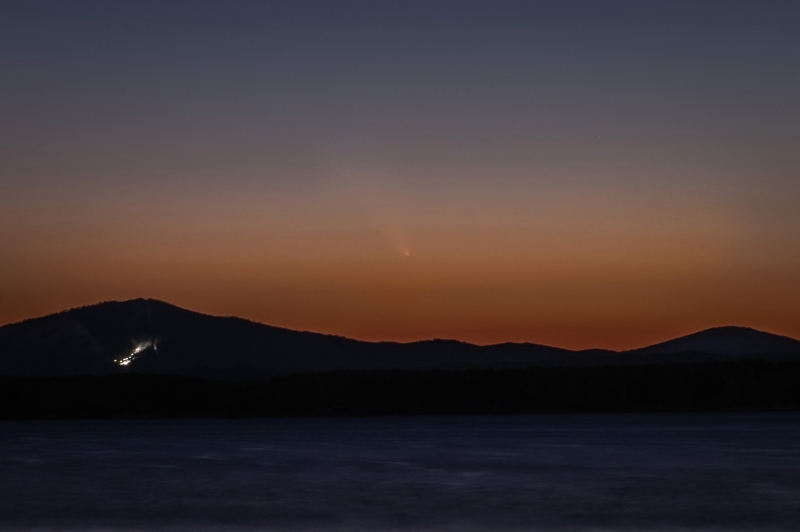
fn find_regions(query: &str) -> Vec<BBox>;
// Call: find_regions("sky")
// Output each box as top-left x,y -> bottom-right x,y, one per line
0,0 -> 798,349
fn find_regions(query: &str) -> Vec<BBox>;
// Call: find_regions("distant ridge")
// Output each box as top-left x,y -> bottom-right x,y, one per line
0,299 -> 798,378
628,326 -> 800,356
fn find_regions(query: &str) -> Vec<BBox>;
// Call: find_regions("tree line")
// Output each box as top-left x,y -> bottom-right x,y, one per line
2,360 -> 799,418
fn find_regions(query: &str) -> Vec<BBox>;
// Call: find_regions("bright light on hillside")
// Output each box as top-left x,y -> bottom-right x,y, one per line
115,341 -> 153,366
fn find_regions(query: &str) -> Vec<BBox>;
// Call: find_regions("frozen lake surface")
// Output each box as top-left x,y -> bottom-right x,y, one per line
1,414 -> 799,531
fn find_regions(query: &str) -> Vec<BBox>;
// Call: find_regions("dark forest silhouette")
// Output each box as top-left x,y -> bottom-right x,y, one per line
2,362 -> 799,418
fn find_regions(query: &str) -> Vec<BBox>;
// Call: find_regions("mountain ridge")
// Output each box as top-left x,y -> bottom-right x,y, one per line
1,299 -> 798,378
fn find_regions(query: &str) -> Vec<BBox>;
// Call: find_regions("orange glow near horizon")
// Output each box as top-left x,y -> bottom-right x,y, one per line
1,165 -> 798,350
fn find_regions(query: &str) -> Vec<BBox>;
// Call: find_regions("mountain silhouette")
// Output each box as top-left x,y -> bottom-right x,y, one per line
628,326 -> 800,356
0,299 -> 798,378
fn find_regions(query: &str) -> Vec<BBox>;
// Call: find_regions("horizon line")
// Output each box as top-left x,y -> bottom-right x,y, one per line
2,297 -> 798,353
